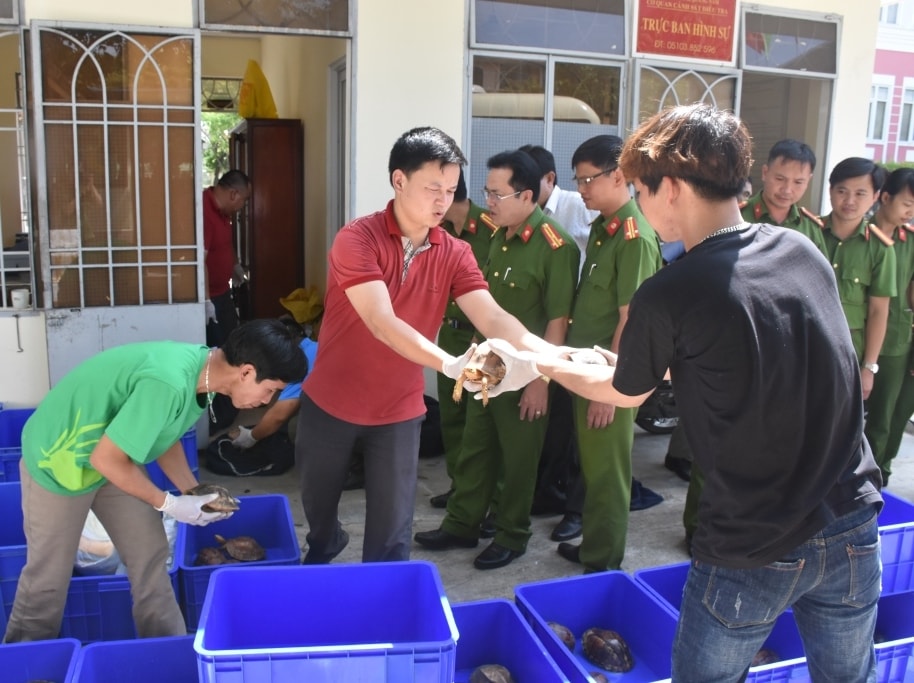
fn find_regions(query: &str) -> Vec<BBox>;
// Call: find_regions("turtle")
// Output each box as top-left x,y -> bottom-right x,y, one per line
195,546 -> 227,566
751,648 -> 780,667
469,664 -> 515,683
547,620 -> 576,652
582,627 -> 634,673
184,483 -> 240,513
452,349 -> 506,406
215,533 -> 265,562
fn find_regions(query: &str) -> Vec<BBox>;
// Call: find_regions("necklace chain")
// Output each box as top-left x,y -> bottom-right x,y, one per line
697,221 -> 748,246
205,349 -> 216,423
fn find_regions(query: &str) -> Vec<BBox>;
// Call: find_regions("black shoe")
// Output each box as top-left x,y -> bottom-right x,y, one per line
479,513 -> 497,539
429,489 -> 453,509
630,479 -> 664,511
550,513 -> 583,542
474,541 -> 523,570
664,453 -> 691,482
557,542 -> 581,564
303,529 -> 350,564
414,527 -> 478,550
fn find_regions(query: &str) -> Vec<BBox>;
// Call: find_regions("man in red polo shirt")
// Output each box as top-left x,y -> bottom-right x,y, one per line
203,169 -> 251,347
296,126 -> 555,564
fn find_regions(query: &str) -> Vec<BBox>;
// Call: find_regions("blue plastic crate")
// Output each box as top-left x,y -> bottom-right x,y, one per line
515,570 -> 679,683
73,635 -> 197,683
59,574 -> 138,643
452,598 -> 568,682
879,491 -> 914,527
145,429 -> 199,491
194,562 -> 459,683
0,636 -> 80,683
879,522 -> 914,595
176,493 -> 300,630
0,407 -> 35,449
0,446 -> 22,482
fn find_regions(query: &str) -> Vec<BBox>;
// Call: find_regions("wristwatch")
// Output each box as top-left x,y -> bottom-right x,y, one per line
863,362 -> 879,374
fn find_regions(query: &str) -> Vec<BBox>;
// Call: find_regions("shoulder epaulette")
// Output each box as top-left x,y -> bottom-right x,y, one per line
623,216 -> 640,240
867,223 -> 894,247
738,200 -> 748,210
479,212 -> 499,233
540,223 -> 565,250
799,206 -> 825,228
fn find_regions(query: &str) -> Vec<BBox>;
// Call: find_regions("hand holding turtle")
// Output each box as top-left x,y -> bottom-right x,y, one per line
441,343 -> 478,381
155,492 -> 231,526
467,339 -> 541,401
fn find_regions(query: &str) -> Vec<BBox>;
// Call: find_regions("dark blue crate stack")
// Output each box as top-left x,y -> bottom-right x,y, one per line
452,598 -> 568,682
72,635 -> 197,683
0,406 -> 35,482
194,561 -> 459,683
145,428 -> 199,492
0,636 -> 81,683
175,493 -> 301,630
514,570 -> 679,683
879,491 -> 914,595
0,480 -> 177,643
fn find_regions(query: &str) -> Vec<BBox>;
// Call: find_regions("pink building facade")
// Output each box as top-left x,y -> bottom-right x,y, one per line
868,2 -> 914,163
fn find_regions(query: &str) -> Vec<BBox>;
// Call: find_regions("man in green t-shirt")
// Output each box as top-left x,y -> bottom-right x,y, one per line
3,319 -> 305,643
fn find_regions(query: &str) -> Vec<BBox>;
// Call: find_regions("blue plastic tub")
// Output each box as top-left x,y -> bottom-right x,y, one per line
515,570 -> 678,683
451,599 -> 568,682
0,406 -> 35,449
176,493 -> 300,630
194,562 -> 459,683
879,519 -> 914,595
879,491 -> 914,527
145,429 -> 199,491
73,635 -> 197,683
0,636 -> 80,683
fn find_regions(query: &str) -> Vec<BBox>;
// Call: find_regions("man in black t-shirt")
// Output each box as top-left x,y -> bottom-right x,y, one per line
481,104 -> 883,682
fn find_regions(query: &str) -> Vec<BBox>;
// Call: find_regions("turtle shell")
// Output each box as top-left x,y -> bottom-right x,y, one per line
452,350 -> 506,406
582,627 -> 634,673
468,664 -> 515,683
215,534 -> 265,561
194,546 -> 227,566
184,483 -> 240,513
751,648 -> 780,667
547,621 -> 576,652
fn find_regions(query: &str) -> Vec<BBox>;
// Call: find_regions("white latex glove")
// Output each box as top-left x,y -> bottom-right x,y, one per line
441,343 -> 478,381
205,299 -> 218,323
154,492 -> 231,526
231,425 -> 258,449
464,338 -> 541,400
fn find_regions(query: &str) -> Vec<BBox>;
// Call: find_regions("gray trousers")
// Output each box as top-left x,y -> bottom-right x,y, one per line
296,394 -> 422,563
3,459 -> 185,642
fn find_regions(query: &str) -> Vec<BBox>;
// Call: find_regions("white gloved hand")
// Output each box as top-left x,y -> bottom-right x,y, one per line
441,343 -> 477,381
231,425 -> 258,449
205,300 -> 218,323
464,339 -> 542,400
154,492 -> 231,526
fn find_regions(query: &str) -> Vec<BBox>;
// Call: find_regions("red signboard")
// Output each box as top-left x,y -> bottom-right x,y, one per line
636,0 -> 738,63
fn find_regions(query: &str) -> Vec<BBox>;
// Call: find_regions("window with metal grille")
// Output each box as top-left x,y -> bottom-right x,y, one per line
199,0 -> 350,35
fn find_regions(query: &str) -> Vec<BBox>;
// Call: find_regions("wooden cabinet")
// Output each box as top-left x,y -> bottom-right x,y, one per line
229,118 -> 304,320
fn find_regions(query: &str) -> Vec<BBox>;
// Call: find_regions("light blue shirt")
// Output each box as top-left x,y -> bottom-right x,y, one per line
278,338 -> 318,401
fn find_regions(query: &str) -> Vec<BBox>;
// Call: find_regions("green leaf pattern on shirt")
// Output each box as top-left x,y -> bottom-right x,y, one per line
36,411 -> 106,490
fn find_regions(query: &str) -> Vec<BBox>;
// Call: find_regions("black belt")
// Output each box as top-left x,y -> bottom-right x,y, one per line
444,318 -> 474,332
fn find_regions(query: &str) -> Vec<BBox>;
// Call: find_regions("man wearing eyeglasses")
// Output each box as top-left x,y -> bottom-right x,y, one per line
554,134 -> 662,573
415,149 -> 579,570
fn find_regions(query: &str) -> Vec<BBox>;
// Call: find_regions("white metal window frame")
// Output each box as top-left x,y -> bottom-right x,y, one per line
195,0 -> 352,38
29,20 -> 204,309
630,58 -> 742,125
901,77 -> 914,143
867,76 -> 894,143
739,5 -> 841,80
469,0 -> 630,61
879,2 -> 900,26
0,0 -> 18,26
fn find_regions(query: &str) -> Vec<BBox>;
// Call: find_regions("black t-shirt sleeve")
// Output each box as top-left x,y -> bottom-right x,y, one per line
612,275 -> 675,396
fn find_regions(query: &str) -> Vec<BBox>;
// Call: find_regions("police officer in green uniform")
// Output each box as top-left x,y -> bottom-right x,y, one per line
739,139 -> 828,256
430,170 -> 497,509
555,135 -> 662,573
864,168 -> 914,485
415,149 -> 579,570
821,159 -> 895,398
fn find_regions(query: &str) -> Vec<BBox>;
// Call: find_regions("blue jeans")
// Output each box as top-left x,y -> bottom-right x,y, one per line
672,504 -> 881,682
